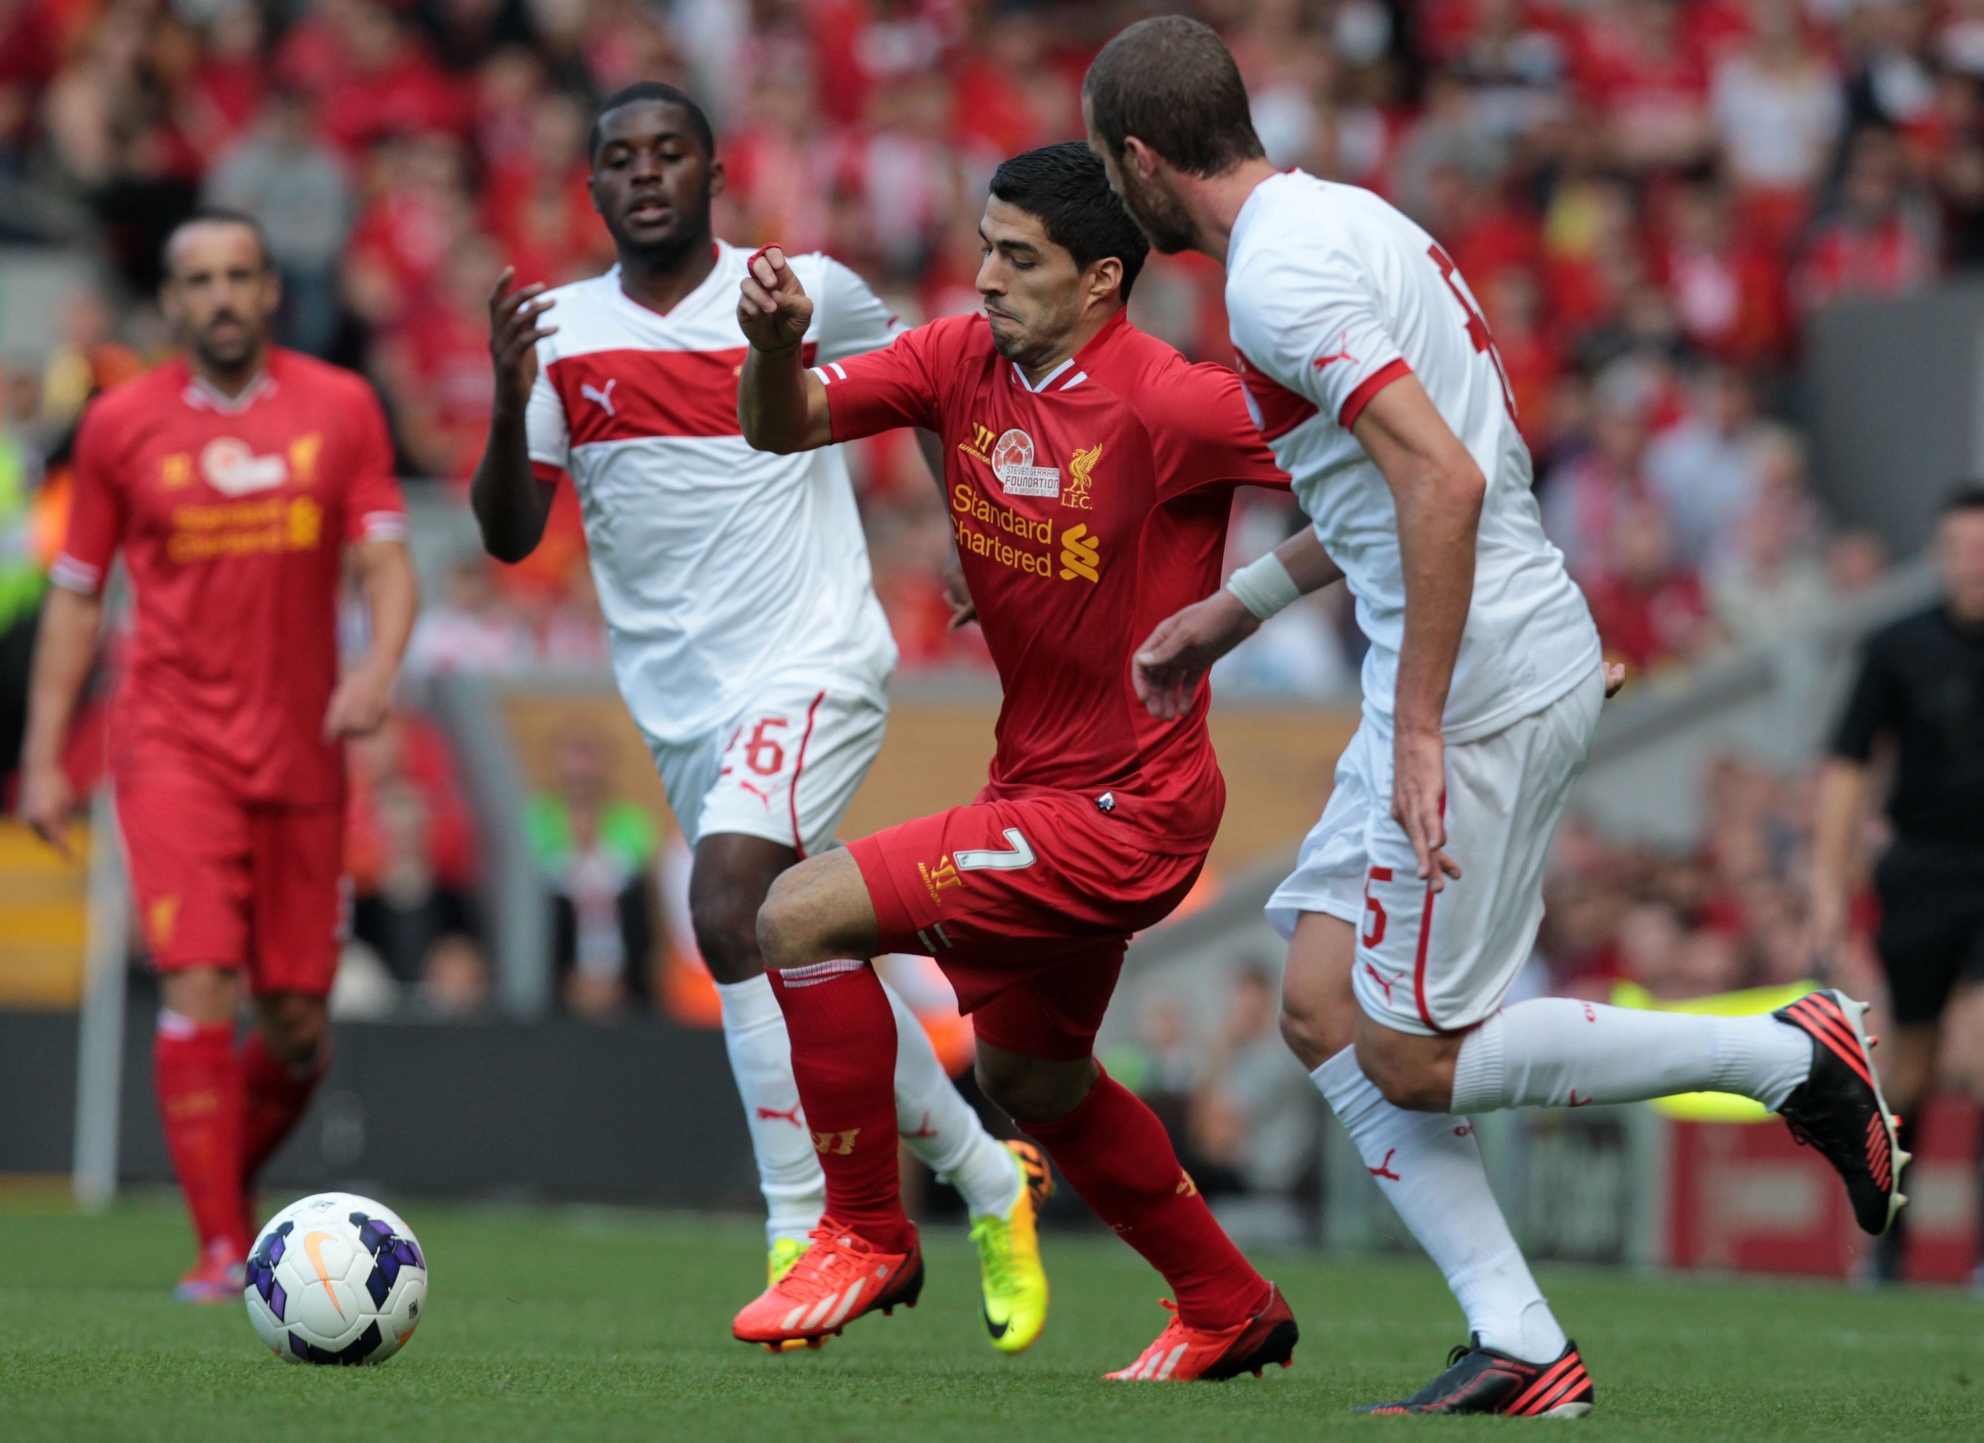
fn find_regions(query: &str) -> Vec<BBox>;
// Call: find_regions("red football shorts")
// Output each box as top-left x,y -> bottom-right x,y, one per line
116,746 -> 345,996
850,788 -> 1205,1061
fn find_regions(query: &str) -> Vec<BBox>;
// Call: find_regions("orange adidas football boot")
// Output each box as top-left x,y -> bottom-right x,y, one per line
1106,1284 -> 1298,1381
732,1217 -> 923,1349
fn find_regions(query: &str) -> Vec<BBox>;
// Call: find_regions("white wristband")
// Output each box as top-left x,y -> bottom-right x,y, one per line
1225,550 -> 1303,621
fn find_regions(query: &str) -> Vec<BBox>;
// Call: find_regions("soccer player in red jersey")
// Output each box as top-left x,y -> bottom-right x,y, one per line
729,142 -> 1299,1380
18,212 -> 418,1301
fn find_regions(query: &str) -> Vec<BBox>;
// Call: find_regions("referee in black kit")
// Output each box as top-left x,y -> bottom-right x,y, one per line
1811,485 -> 1984,1287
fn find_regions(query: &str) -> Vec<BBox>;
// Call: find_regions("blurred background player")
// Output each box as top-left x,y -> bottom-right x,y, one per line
1092,17 -> 1902,1415
467,82 -> 1048,1351
1812,484 -> 1984,1288
732,143 -> 1299,1380
17,211 -> 417,1301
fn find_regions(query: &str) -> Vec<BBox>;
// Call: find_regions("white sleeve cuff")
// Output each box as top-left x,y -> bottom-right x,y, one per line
48,556 -> 103,595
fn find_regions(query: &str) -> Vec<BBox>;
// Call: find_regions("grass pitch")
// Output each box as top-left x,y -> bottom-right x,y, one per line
0,1193 -> 1979,1442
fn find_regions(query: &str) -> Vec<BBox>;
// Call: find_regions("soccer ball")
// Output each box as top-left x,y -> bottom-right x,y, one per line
244,1192 -> 428,1365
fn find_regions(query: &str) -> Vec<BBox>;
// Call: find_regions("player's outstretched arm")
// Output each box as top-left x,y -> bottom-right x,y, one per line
1134,529 -> 1345,719
737,247 -> 833,454
324,537 -> 418,741
471,266 -> 558,563
18,585 -> 104,858
1352,374 -> 1485,891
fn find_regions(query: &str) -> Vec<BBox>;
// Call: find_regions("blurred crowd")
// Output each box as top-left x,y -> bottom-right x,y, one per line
7,0 -> 1970,677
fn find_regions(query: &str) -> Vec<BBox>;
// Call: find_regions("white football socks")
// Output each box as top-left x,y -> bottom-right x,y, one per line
1450,999 -> 1814,1116
885,983 -> 1022,1220
1317,1048 -> 1567,1364
717,972 -> 1021,1243
714,974 -> 825,1247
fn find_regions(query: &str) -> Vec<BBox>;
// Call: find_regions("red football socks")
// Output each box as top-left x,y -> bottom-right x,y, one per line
767,961 -> 915,1253
1022,1070 -> 1269,1329
154,1015 -> 250,1258
239,1030 -> 327,1219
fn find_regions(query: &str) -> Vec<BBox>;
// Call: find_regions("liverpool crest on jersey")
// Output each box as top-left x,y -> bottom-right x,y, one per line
991,428 -> 1060,498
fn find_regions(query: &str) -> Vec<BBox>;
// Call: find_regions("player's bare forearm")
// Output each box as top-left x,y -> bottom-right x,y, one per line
1808,757 -> 1867,957
1134,590 -> 1258,719
1353,377 -> 1482,738
737,340 -> 830,454
1274,526 -> 1346,594
325,539 -> 417,740
737,246 -> 832,453
470,409 -> 555,563
1353,375 -> 1482,884
1133,531 -> 1342,720
19,586 -> 103,853
21,587 -> 100,774
474,265 -> 558,563
354,537 -> 418,680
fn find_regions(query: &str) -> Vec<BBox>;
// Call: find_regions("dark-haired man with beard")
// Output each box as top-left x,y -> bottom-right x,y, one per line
20,211 -> 416,1301
468,82 -> 1050,1352
1087,15 -> 1904,1415
733,141 -> 1300,1378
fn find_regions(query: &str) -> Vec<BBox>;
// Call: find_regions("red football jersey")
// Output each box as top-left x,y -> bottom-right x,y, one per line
820,309 -> 1286,853
55,349 -> 408,804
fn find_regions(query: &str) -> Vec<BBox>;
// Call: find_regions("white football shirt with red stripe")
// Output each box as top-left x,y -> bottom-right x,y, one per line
1226,171 -> 1599,742
525,243 -> 899,746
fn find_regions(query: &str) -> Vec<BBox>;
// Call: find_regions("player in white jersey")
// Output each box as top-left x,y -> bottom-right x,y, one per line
1085,18 -> 1905,1415
469,83 -> 1051,1353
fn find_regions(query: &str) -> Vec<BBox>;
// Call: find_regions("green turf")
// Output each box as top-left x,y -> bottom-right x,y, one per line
0,1195 -> 1978,1442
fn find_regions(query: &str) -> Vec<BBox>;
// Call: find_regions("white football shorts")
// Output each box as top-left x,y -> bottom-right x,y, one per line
647,668 -> 890,860
1266,663 -> 1604,1035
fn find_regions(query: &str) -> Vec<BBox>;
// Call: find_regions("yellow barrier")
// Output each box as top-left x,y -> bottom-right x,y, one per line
0,818 -> 90,1008
1609,979 -> 1819,1122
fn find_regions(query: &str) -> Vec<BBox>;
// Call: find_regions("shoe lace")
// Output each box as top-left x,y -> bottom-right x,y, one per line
1779,1109 -> 1853,1174
782,1223 -> 864,1294
969,1214 -> 1017,1297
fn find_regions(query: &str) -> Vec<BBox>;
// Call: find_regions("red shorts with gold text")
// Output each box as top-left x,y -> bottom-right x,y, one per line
115,741 -> 345,997
850,787 -> 1205,1061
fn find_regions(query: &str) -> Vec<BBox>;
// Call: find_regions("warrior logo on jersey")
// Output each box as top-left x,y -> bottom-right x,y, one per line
958,422 -> 997,464
1063,444 -> 1101,510
200,437 -> 289,497
919,855 -> 963,904
991,428 -> 1060,498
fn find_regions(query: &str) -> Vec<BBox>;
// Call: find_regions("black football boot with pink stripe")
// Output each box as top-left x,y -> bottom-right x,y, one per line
1773,988 -> 1910,1235
1356,1337 -> 1594,1417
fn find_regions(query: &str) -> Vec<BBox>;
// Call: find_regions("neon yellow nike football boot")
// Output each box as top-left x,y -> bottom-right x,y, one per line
768,1236 -> 809,1286
760,1236 -> 816,1352
971,1140 -> 1054,1354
